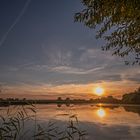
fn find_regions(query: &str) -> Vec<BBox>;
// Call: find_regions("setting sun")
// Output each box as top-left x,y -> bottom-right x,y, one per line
94,87 -> 104,96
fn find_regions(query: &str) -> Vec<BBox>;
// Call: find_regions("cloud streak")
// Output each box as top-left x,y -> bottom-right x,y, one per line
0,0 -> 32,47
49,66 -> 105,75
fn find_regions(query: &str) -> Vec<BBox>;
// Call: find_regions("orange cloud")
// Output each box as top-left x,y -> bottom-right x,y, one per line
1,80 -> 139,99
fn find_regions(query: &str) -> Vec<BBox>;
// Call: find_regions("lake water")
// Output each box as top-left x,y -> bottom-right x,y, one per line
0,104 -> 140,140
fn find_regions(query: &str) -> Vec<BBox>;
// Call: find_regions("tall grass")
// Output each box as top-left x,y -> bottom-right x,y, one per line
0,104 -> 87,140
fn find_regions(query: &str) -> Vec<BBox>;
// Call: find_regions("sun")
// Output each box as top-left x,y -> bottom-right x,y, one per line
94,87 -> 104,96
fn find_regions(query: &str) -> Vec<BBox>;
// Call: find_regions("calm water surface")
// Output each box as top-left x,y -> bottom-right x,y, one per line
0,104 -> 140,140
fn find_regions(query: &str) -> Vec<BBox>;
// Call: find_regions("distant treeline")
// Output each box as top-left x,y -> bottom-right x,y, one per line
0,96 -> 120,106
122,87 -> 140,104
0,87 -> 140,106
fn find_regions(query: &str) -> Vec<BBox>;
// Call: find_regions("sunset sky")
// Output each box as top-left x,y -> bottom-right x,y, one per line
0,0 -> 139,99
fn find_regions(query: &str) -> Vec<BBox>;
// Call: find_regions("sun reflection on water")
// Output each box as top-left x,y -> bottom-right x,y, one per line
96,108 -> 106,118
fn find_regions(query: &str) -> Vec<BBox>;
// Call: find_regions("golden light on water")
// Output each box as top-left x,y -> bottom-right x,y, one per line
94,87 -> 104,96
96,108 -> 106,118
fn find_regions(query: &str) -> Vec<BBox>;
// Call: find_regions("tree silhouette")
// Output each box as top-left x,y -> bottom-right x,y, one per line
122,87 -> 140,104
57,97 -> 62,102
0,85 -> 2,93
75,0 -> 140,64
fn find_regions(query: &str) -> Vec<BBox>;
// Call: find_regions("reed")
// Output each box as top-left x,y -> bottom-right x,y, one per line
0,104 -> 87,140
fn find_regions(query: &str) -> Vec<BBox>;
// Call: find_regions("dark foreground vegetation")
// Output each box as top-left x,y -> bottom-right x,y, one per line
0,105 -> 87,140
75,0 -> 140,65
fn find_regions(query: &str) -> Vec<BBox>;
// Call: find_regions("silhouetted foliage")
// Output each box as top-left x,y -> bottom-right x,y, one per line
122,87 -> 140,104
0,105 -> 87,140
94,96 -> 120,103
0,85 -> 2,93
57,97 -> 62,101
0,105 -> 36,140
75,0 -> 140,64
65,97 -> 70,101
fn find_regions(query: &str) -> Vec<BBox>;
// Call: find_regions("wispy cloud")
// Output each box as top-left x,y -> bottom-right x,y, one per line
124,73 -> 140,83
49,66 -> 104,74
79,48 -> 121,64
26,64 -> 49,71
42,43 -> 72,66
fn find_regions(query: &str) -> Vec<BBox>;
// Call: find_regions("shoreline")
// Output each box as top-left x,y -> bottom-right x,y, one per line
0,101 -> 140,107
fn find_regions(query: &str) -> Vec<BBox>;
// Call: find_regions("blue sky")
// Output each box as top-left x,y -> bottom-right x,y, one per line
0,0 -> 139,99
